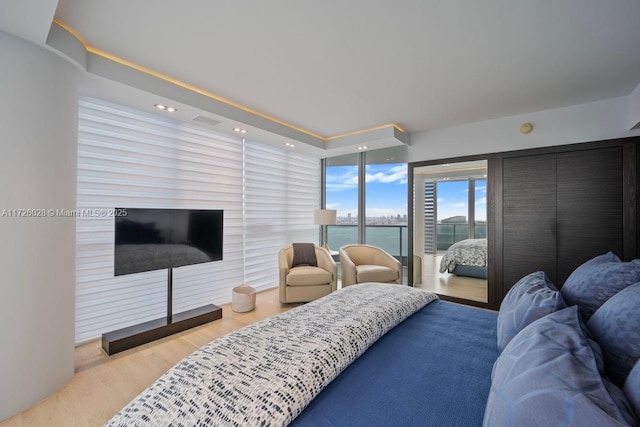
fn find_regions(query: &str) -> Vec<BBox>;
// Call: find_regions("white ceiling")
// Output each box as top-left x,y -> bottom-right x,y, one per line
4,1 -> 640,154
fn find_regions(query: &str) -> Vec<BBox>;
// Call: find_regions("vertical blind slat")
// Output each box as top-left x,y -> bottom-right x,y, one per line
76,97 -> 320,343
243,141 -> 320,289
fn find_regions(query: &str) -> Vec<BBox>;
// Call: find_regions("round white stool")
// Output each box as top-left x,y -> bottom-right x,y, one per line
232,285 -> 256,312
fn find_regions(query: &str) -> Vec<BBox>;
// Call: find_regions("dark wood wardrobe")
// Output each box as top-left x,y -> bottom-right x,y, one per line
409,136 -> 639,310
491,137 -> 638,307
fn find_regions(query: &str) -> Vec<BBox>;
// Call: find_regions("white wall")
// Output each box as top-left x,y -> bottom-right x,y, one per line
629,83 -> 640,130
0,32 -> 78,421
408,96 -> 640,162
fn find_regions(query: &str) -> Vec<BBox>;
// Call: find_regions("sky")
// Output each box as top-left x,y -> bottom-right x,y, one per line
436,180 -> 487,222
326,164 -> 407,218
326,164 -> 486,221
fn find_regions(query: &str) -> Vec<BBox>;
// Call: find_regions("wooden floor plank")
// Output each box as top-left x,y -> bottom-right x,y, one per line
0,288 -> 301,427
415,254 -> 488,303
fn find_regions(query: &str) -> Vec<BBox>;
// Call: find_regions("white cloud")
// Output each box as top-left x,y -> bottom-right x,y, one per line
365,164 -> 407,184
326,166 -> 358,191
328,164 -> 408,191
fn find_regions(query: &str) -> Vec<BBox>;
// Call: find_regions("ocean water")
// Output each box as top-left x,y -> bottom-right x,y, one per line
327,224 -> 486,256
327,225 -> 408,257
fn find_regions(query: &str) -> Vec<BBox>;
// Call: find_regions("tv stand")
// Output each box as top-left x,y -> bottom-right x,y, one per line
101,268 -> 222,355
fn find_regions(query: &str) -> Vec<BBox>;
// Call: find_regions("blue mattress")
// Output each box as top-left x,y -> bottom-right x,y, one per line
291,299 -> 499,426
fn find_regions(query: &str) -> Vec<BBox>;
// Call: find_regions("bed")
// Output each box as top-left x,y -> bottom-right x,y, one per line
290,296 -> 498,426
439,238 -> 487,279
105,254 -> 640,426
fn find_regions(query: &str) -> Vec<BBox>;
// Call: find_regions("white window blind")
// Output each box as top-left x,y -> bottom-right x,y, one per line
76,98 -> 321,344
243,141 -> 320,290
76,97 -> 244,343
423,181 -> 436,253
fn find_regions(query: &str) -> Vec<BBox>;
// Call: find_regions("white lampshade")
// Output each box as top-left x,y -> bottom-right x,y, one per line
314,209 -> 337,225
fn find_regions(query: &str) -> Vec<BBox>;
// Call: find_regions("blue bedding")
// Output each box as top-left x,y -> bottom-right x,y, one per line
291,299 -> 499,426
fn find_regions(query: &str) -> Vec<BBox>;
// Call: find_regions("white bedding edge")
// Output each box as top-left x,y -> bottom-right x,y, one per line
105,283 -> 437,427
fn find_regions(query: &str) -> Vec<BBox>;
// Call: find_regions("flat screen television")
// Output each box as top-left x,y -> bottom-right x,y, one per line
114,208 -> 223,276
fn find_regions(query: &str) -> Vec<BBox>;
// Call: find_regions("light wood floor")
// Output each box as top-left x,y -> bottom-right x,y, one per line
414,254 -> 488,303
0,288 -> 301,427
1,271 -> 486,426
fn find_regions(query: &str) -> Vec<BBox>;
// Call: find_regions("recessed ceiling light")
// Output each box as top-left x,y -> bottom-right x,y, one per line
154,103 -> 177,112
285,142 -> 295,148
233,127 -> 248,134
357,146 -> 369,150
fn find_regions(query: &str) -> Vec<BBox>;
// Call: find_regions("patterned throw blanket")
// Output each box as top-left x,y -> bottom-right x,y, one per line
439,238 -> 487,273
105,283 -> 437,426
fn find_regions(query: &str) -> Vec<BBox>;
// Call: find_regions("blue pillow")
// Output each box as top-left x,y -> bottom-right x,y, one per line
561,252 -> 640,320
484,306 -> 637,427
624,360 -> 640,420
587,282 -> 640,388
496,271 -> 566,352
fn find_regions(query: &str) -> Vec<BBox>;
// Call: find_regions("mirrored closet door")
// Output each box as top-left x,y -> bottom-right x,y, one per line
411,160 -> 489,304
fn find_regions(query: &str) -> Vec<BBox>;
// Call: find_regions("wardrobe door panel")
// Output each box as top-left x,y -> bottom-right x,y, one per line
502,154 -> 557,292
556,147 -> 624,285
636,143 -> 640,258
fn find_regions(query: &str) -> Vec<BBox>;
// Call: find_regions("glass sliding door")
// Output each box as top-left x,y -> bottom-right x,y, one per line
323,146 -> 408,273
325,153 -> 359,252
364,146 -> 408,265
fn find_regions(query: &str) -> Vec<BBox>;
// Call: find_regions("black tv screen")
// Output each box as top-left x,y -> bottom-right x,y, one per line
114,208 -> 223,276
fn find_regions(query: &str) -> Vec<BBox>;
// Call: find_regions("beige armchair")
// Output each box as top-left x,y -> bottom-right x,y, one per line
279,245 -> 337,303
339,244 -> 403,287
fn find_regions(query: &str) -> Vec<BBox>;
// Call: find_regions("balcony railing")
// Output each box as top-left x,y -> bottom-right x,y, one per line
436,223 -> 486,251
326,223 -> 486,266
326,224 -> 408,265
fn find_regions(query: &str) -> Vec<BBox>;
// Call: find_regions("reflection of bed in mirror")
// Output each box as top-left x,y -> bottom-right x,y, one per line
439,238 -> 487,279
114,244 -> 212,276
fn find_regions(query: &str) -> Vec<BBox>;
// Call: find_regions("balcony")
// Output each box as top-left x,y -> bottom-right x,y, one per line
436,223 -> 486,251
327,224 -> 408,265
326,223 -> 487,266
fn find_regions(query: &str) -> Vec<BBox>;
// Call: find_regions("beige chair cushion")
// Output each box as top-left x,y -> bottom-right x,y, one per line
286,266 -> 333,286
356,265 -> 399,283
